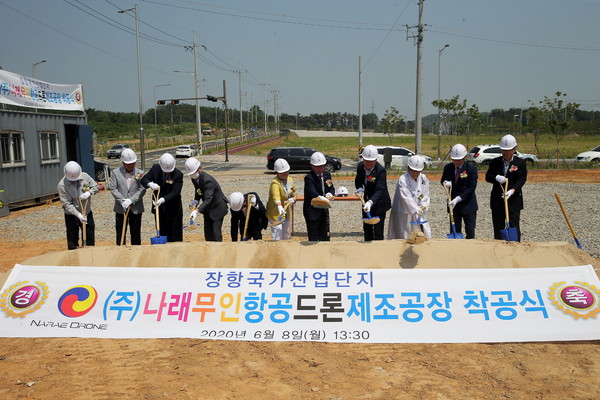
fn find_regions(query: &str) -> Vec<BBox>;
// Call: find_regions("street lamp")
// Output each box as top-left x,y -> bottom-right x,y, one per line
118,4 -> 145,170
437,44 -> 450,160
153,83 -> 170,143
31,60 -> 46,78
173,69 -> 202,154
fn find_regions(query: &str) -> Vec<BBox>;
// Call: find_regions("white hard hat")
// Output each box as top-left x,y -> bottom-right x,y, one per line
336,186 -> 349,196
500,134 -> 517,150
159,153 -> 176,173
64,161 -> 82,181
274,158 -> 290,173
229,192 -> 245,212
361,145 -> 378,161
184,157 -> 201,176
310,151 -> 327,166
120,148 -> 137,164
407,155 -> 424,172
450,144 -> 467,160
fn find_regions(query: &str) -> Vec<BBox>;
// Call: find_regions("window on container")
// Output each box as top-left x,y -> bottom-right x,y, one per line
40,131 -> 60,162
0,131 -> 26,166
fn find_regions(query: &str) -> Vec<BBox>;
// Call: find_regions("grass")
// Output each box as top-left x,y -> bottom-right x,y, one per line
235,132 -> 599,161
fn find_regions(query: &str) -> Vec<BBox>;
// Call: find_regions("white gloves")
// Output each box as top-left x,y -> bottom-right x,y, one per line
495,175 -> 506,184
448,196 -> 462,208
249,195 -> 257,207
190,209 -> 199,221
189,200 -> 199,210
80,191 -> 91,200
148,182 -> 160,191
325,193 -> 334,200
355,188 -> 365,196
417,208 -> 423,217
503,189 -> 515,199
77,212 -> 87,223
317,195 -> 327,202
286,197 -> 296,205
363,200 -> 373,213
122,198 -> 132,210
443,180 -> 452,188
153,197 -> 165,207
277,205 -> 286,216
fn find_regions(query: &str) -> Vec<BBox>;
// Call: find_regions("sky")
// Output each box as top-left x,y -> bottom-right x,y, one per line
1,0 -> 599,120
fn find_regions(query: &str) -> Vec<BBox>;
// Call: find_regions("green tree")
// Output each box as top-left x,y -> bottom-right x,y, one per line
380,107 -> 404,140
431,95 -> 467,135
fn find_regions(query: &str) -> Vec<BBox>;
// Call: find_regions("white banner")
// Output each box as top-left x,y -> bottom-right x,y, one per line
1,264 -> 599,343
0,69 -> 84,111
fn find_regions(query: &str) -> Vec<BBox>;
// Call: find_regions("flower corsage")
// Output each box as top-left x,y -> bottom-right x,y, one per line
325,179 -> 333,187
196,188 -> 203,196
459,171 -> 468,179
509,165 -> 518,173
134,172 -> 144,180
367,175 -> 376,183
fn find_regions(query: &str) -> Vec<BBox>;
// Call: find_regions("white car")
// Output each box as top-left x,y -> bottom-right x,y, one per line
359,146 -> 433,169
175,145 -> 197,158
468,144 -> 538,165
576,146 -> 600,163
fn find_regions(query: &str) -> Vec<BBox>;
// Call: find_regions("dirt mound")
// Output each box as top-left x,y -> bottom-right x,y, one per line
1,239 -> 599,399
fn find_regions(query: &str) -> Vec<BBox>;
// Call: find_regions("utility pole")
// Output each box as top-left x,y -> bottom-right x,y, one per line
236,70 -> 245,139
358,55 -> 363,147
414,0 -> 425,155
223,80 -> 229,162
191,34 -> 203,155
260,83 -> 268,133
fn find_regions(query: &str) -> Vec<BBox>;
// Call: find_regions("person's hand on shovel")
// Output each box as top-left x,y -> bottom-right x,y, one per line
148,182 -> 160,191
495,175 -> 507,184
448,196 -> 462,208
443,180 -> 452,188
122,198 -> 132,211
190,209 -> 199,222
363,200 -> 373,213
153,197 -> 165,207
77,212 -> 87,223
80,191 -> 91,200
325,193 -> 334,201
277,204 -> 286,216
249,195 -> 258,209
502,189 -> 514,199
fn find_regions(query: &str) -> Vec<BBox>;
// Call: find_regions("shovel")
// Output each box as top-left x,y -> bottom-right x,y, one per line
241,194 -> 253,241
554,193 -> 583,249
78,197 -> 89,247
356,192 -> 380,225
500,179 -> 518,242
443,183 -> 464,239
269,200 -> 292,227
120,206 -> 130,246
150,188 -> 168,245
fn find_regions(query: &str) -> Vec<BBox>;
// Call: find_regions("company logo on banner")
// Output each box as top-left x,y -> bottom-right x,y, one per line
1,265 -> 599,343
0,69 -> 84,111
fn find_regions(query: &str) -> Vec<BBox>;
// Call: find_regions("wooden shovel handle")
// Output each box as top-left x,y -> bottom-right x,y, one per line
443,183 -> 456,225
555,193 -> 579,240
153,187 -> 161,232
242,194 -> 253,241
120,206 -> 131,246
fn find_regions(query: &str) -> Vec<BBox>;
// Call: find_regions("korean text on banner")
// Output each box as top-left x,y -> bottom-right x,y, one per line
1,265 -> 599,343
0,69 -> 84,111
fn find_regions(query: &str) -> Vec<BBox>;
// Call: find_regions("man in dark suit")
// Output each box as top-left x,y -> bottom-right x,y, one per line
485,134 -> 528,241
441,144 -> 478,239
185,157 -> 229,242
229,191 -> 267,241
141,153 -> 184,242
354,145 -> 392,241
303,151 -> 336,241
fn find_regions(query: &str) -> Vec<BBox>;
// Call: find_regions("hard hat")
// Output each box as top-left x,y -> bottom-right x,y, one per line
450,144 -> 467,160
274,158 -> 290,173
407,155 -> 425,172
310,151 -> 327,166
64,161 -> 82,181
361,145 -> 378,161
184,157 -> 201,176
120,148 -> 137,164
229,192 -> 245,212
159,153 -> 176,173
500,134 -> 517,150
336,186 -> 349,197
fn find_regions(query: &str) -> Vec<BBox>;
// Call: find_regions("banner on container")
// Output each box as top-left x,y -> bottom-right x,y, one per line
0,69 -> 84,111
1,264 -> 599,343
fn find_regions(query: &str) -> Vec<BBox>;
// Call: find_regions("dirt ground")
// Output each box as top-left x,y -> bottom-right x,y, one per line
0,169 -> 599,400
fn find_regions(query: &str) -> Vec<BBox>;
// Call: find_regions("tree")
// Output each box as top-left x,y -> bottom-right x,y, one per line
379,107 -> 404,140
463,104 -> 481,149
431,95 -> 467,135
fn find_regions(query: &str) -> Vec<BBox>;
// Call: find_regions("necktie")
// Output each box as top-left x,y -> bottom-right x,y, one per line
320,175 -> 325,193
454,167 -> 460,183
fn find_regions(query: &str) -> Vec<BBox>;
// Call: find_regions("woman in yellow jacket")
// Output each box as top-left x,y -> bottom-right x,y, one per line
266,158 -> 296,240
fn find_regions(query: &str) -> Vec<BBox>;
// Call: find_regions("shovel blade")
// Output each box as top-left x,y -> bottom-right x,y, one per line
447,224 -> 464,239
362,216 -> 380,225
151,235 -> 168,245
500,223 -> 518,242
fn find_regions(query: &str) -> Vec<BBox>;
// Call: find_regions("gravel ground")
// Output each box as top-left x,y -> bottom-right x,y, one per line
1,173 -> 598,258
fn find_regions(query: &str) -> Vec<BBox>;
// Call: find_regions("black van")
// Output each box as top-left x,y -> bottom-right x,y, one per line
266,147 -> 342,172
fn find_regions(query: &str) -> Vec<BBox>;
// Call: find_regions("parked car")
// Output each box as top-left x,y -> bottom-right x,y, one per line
175,145 -> 197,158
106,143 -> 131,159
576,146 -> 600,163
468,145 -> 538,165
358,146 -> 433,169
266,147 -> 342,172
94,160 -> 111,181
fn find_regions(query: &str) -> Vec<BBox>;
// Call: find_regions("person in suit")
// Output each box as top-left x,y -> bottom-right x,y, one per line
388,155 -> 431,239
57,161 -> 99,250
109,148 -> 146,245
185,157 -> 229,242
485,134 -> 528,241
354,145 -> 392,241
303,152 -> 336,241
440,144 -> 478,239
266,158 -> 296,241
141,153 -> 184,242
229,191 -> 267,241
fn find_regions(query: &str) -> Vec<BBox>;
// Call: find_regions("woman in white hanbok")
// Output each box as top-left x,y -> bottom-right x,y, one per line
387,155 -> 432,239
